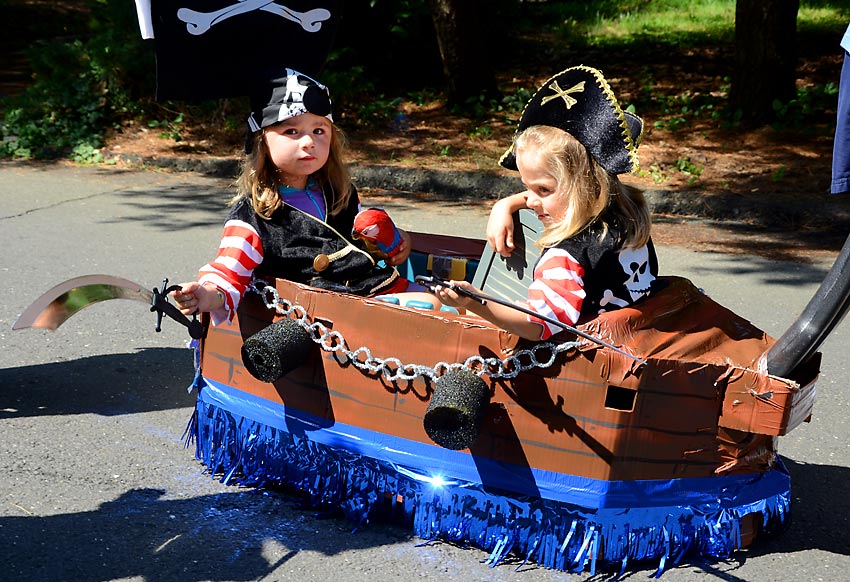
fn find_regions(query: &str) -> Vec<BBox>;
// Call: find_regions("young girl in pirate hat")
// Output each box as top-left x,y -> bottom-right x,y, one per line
436,65 -> 659,340
171,68 -> 425,324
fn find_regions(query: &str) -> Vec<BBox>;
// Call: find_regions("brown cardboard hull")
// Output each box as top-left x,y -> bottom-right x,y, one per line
188,231 -> 819,573
200,275 -> 819,483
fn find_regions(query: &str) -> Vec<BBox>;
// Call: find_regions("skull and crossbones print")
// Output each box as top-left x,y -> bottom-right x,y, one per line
598,245 -> 656,311
177,0 -> 332,35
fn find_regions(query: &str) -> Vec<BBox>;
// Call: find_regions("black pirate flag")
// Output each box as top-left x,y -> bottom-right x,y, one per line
143,0 -> 342,101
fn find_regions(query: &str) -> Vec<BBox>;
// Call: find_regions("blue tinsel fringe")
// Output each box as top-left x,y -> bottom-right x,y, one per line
185,378 -> 791,577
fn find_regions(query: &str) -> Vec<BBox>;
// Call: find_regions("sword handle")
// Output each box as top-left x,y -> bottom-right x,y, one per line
151,279 -> 205,340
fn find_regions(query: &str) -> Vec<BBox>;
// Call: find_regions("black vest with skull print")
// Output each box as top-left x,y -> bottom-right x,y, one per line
545,213 -> 659,320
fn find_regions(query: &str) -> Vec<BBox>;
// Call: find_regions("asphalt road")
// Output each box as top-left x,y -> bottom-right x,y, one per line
2,160 -> 849,582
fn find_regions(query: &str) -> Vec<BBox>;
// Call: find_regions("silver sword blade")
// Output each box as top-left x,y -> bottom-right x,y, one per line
12,274 -> 153,331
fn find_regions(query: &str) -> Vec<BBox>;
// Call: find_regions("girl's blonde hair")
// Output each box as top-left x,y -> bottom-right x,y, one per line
514,125 -> 651,249
233,123 -> 352,219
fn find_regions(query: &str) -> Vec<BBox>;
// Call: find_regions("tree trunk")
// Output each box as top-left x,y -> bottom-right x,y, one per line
426,0 -> 498,107
730,0 -> 800,126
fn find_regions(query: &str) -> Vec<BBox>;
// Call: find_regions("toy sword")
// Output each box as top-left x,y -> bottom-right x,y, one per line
415,275 -> 645,365
12,274 -> 204,339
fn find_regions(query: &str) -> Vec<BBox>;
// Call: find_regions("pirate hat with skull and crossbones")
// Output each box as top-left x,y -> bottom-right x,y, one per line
500,65 -> 643,175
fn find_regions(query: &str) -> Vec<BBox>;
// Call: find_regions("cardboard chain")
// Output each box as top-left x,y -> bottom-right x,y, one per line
248,280 -> 583,382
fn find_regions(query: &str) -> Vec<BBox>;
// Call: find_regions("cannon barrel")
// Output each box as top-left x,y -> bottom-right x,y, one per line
766,232 -> 850,378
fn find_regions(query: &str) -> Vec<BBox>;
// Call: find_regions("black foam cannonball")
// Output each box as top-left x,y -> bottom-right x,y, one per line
424,370 -> 490,450
241,318 -> 312,383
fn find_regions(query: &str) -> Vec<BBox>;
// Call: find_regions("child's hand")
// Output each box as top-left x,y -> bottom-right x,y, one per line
171,282 -> 223,316
385,229 -> 412,266
487,194 -> 525,257
171,282 -> 202,315
487,218 -> 514,257
433,280 -> 479,311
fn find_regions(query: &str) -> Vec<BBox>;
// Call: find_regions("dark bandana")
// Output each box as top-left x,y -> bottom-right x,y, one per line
247,68 -> 333,132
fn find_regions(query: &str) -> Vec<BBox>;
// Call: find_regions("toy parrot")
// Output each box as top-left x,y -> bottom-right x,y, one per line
351,208 -> 403,260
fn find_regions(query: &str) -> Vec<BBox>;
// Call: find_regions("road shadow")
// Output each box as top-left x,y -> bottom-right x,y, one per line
747,457 -> 850,557
653,214 -> 850,268
701,251 -> 833,287
112,182 -> 232,230
0,347 -> 197,418
0,487 -> 413,582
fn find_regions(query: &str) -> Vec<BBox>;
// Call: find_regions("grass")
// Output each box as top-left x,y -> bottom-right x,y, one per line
531,0 -> 848,46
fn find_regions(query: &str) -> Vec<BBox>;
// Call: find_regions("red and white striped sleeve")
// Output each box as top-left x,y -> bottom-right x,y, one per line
198,219 -> 264,325
524,247 -> 586,340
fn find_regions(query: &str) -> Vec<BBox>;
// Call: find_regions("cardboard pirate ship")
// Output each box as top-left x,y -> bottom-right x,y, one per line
15,3 -> 848,576
179,210 -> 819,575
12,203 -> 839,576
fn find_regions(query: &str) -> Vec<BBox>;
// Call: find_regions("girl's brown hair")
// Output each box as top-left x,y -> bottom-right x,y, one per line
233,123 -> 352,219
514,125 -> 651,249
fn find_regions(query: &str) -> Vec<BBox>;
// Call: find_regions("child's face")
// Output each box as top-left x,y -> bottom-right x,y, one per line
517,147 -> 564,224
264,113 -> 333,185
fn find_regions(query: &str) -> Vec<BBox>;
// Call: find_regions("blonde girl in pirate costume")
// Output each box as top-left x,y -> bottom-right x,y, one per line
172,69 -> 422,324
436,65 -> 658,340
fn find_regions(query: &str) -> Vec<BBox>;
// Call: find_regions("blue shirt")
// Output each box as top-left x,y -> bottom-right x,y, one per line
279,182 -> 327,219
831,23 -> 850,194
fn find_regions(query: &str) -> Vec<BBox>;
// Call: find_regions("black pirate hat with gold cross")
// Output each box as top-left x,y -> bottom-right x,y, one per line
500,65 -> 643,175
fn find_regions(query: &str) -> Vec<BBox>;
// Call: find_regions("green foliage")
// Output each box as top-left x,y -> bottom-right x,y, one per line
451,87 -> 533,124
357,96 -> 404,126
467,124 -> 493,140
399,89 -> 439,107
527,0 -> 736,47
2,39 -> 105,158
1,0 -> 154,159
636,72 -> 730,131
674,156 -> 704,184
642,164 -> 668,184
71,143 -> 107,165
329,0 -> 443,91
772,82 -> 840,129
501,88 -> 534,114
148,113 -> 185,142
640,157 -> 703,185
798,4 -> 850,32
321,62 -> 384,124
519,1 -> 846,133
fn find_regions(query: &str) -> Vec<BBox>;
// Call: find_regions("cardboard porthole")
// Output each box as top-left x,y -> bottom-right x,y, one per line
604,385 -> 636,412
